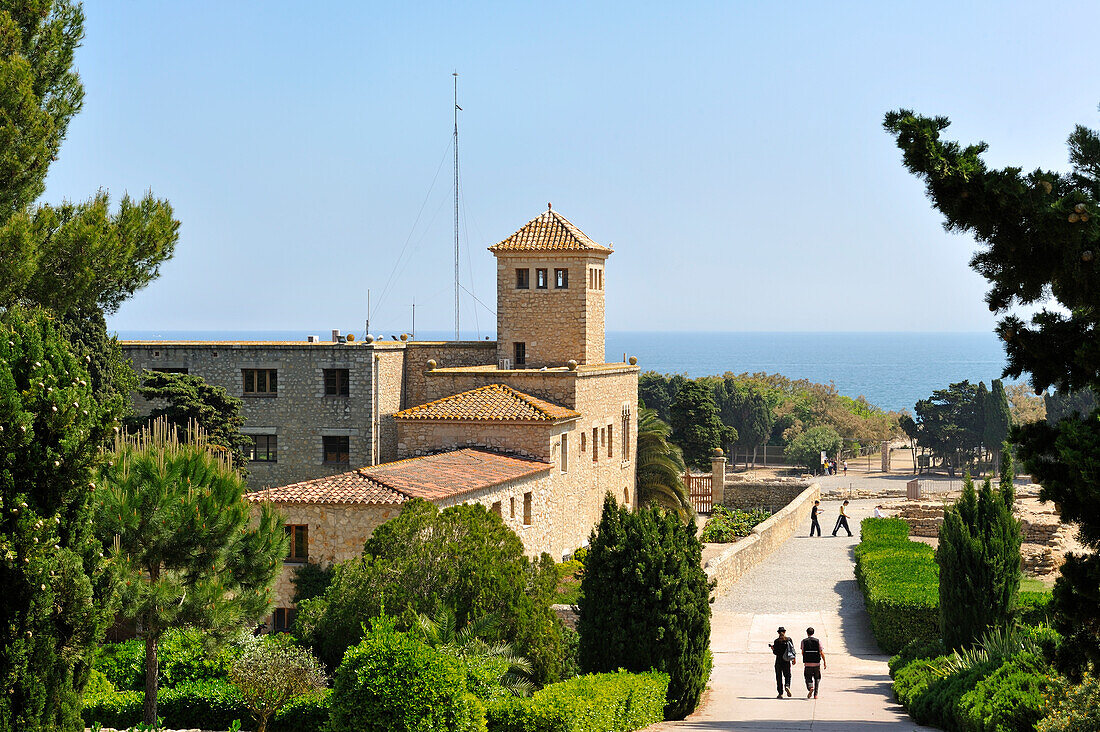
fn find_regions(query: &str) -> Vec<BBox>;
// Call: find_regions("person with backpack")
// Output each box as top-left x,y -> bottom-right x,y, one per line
801,627 -> 827,698
768,626 -> 796,698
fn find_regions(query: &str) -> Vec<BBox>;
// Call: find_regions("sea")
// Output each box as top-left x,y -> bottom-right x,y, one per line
114,330 -> 1016,414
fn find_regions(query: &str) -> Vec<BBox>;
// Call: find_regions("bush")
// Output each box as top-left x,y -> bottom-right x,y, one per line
958,652 -> 1059,732
893,657 -> 945,711
230,636 -> 327,732
889,637 -> 947,677
786,425 -> 842,470
578,496 -> 711,720
293,560 -> 337,605
93,627 -> 235,691
698,507 -> 771,543
485,671 -> 668,732
553,559 -> 584,605
1018,591 -> 1055,626
911,660 -> 1000,730
1038,675 -> 1100,732
327,614 -> 486,732
854,519 -> 940,654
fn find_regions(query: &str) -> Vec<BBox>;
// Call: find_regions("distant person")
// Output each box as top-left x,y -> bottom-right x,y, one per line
810,500 -> 823,537
843,460 -> 848,475
873,505 -> 886,519
769,626 -> 795,698
801,627 -> 826,698
832,500 -> 853,537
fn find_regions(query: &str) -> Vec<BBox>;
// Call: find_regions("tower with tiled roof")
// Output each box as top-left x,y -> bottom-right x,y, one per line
488,205 -> 611,369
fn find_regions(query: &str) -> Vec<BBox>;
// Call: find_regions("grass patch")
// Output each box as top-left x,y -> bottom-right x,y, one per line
553,559 -> 583,605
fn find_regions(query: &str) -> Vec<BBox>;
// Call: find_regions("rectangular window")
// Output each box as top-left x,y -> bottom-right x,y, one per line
514,342 -> 526,367
510,497 -> 516,519
250,434 -> 278,462
243,368 -> 278,395
516,268 -> 530,289
536,268 -> 548,289
285,524 -> 308,562
555,268 -> 568,289
561,433 -> 569,473
580,432 -> 587,452
272,607 -> 297,633
523,492 -> 532,525
592,428 -> 599,462
323,436 -> 350,464
622,407 -> 631,461
607,424 -> 614,458
323,368 -> 350,397
492,501 -> 502,517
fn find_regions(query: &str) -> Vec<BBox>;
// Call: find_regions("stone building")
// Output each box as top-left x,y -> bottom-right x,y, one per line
122,207 -> 639,623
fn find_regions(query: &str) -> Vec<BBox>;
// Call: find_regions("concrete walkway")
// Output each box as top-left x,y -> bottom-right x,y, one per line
648,499 -> 931,731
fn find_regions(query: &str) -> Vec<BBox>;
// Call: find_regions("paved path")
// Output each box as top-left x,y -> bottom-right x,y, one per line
648,499 -> 931,732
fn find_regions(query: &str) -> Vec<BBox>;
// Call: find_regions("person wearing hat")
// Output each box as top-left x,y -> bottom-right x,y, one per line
768,626 -> 795,698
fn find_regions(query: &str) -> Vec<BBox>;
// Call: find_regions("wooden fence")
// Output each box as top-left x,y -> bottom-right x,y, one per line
684,472 -> 713,514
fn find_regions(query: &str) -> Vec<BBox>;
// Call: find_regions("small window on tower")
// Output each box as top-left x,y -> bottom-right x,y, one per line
536,268 -> 548,289
514,342 -> 526,368
555,268 -> 569,288
516,269 -> 530,289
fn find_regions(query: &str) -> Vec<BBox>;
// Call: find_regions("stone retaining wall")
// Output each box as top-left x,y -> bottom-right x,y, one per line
704,483 -> 820,597
721,478 -> 812,512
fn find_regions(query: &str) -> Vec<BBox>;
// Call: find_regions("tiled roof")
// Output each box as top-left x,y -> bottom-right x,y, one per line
246,448 -> 551,505
394,383 -> 580,422
488,209 -> 610,253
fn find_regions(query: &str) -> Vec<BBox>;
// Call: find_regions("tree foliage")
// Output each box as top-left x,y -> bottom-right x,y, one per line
229,636 -> 326,732
132,371 -> 252,470
0,307 -> 121,731
715,379 -> 775,462
296,499 -> 564,684
577,495 -> 711,720
668,380 -> 734,470
885,109 -> 1100,676
95,419 -> 287,723
635,407 -> 692,520
785,424 -> 842,471
936,472 -> 1022,652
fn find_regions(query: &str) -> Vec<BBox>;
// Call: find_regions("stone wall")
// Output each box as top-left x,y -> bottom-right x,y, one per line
721,478 -> 813,512
435,471 -> 555,559
704,483 -> 820,597
396,421 -> 556,461
495,252 -> 608,368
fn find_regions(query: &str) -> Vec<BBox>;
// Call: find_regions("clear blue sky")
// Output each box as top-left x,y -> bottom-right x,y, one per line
41,1 -> 1100,336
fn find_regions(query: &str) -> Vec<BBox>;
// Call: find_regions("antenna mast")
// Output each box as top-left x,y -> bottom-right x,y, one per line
453,72 -> 461,341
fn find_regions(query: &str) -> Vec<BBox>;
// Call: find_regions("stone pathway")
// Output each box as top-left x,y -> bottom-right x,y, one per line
648,499 -> 931,731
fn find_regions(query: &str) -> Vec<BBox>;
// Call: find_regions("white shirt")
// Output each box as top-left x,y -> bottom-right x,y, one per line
873,507 -> 885,518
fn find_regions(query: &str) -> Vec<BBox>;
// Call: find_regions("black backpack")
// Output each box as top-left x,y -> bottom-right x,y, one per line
802,637 -> 821,663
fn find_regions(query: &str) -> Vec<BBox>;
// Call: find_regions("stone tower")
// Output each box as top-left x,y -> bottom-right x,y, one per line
488,206 -> 611,369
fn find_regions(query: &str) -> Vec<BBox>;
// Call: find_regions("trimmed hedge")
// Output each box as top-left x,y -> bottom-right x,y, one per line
889,637 -> 947,678
958,652 -> 1057,732
93,627 -> 236,691
486,671 -> 668,732
82,680 -> 330,731
854,518 -> 940,654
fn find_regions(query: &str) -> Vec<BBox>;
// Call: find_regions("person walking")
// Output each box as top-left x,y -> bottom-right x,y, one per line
842,460 -> 848,476
832,500 -> 853,537
810,500 -> 823,537
768,627 -> 795,698
801,627 -> 826,698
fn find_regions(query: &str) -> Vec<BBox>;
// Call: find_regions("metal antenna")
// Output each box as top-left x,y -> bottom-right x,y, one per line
453,71 -> 461,341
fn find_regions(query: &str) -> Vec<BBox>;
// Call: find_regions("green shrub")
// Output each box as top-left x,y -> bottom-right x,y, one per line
553,559 -> 584,605
854,521 -> 940,654
485,671 -> 668,732
958,652 -> 1059,732
1038,675 -> 1100,732
1021,624 -> 1063,666
900,658 -> 1000,729
1018,591 -> 1055,626
698,507 -> 771,543
578,496 -> 711,720
460,656 -> 513,703
293,560 -> 337,605
84,669 -> 115,697
93,627 -> 235,691
890,638 -> 947,677
893,657 -> 946,710
327,614 -> 486,732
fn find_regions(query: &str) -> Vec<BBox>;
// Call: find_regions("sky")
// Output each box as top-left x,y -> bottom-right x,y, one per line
40,1 -> 1100,336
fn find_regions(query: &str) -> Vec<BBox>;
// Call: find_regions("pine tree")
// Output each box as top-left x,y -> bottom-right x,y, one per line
937,473 -> 1022,652
578,495 -> 711,720
0,306 -> 121,731
669,380 -> 735,470
885,109 -> 1100,675
95,419 -> 288,723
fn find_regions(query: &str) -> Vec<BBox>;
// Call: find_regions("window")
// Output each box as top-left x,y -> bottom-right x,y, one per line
536,268 -> 548,289
152,367 -> 188,375
492,501 -> 502,517
607,424 -> 614,458
555,268 -> 568,289
272,607 -> 297,633
510,497 -> 516,519
581,432 -> 587,452
624,487 -> 630,505
622,406 -> 631,462
592,428 -> 599,462
286,524 -> 308,562
323,435 -> 350,464
513,342 -> 526,368
324,368 -> 350,397
523,492 -> 532,525
516,268 -> 530,289
561,433 -> 569,473
250,434 -> 277,462
243,368 -> 277,395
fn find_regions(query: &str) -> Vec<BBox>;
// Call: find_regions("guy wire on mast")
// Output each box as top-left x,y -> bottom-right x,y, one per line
453,71 -> 461,341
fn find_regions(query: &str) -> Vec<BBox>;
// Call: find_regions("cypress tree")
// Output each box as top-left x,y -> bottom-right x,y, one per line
984,380 -> 1013,469
937,472 -> 1022,651
577,495 -> 711,720
0,306 -> 121,731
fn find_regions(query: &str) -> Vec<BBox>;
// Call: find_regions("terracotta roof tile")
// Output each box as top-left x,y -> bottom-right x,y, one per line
488,209 -> 610,253
394,383 -> 579,422
246,448 -> 551,505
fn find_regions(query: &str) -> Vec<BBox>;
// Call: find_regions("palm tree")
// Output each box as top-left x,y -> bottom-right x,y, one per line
636,406 -> 694,520
415,607 -> 534,696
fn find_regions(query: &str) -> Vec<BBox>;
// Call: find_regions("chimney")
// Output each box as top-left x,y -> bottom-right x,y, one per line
331,329 -> 342,343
